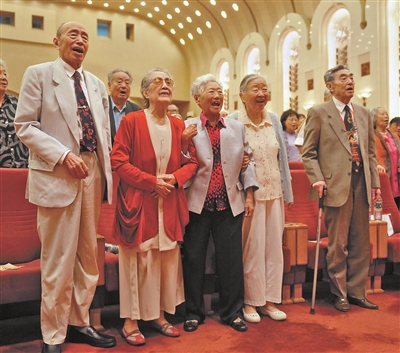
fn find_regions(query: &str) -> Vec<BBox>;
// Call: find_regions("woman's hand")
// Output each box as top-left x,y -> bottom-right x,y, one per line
377,165 -> 386,173
241,153 -> 250,170
181,124 -> 198,152
151,174 -> 176,198
286,202 -> 294,211
244,187 -> 255,217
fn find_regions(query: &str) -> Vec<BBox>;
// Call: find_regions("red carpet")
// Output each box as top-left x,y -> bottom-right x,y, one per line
1,276 -> 399,353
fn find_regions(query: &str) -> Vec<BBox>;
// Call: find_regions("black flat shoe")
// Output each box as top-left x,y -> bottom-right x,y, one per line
68,325 -> 116,348
348,297 -> 379,310
230,318 -> 248,332
42,343 -> 62,353
183,320 -> 199,332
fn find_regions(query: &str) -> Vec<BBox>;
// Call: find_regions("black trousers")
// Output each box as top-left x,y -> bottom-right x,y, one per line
182,208 -> 244,324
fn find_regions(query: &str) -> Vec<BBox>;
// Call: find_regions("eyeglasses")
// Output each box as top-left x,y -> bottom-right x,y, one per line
152,77 -> 174,87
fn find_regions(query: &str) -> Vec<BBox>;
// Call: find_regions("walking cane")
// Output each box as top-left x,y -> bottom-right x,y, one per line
310,186 -> 327,314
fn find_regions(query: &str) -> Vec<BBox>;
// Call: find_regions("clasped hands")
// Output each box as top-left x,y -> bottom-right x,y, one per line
151,174 -> 177,198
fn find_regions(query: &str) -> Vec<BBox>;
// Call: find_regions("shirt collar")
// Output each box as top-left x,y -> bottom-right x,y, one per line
200,112 -> 226,128
237,106 -> 272,128
60,58 -> 84,81
110,97 -> 126,112
332,96 -> 353,114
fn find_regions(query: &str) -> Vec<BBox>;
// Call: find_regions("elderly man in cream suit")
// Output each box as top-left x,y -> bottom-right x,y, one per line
15,22 -> 115,353
182,74 -> 258,334
302,64 -> 380,313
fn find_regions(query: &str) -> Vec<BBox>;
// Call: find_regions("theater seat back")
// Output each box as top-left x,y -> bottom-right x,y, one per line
285,169 -> 328,240
0,168 -> 41,264
97,172 -> 120,244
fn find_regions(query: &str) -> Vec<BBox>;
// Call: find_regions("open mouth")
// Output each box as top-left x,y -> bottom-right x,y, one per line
72,47 -> 84,54
212,101 -> 220,107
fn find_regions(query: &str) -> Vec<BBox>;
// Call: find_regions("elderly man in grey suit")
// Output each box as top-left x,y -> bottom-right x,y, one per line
302,64 -> 380,313
107,68 -> 141,144
15,22 -> 115,353
182,74 -> 258,334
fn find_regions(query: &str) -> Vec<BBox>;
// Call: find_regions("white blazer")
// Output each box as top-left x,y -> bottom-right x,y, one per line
15,58 -> 113,207
185,116 -> 258,217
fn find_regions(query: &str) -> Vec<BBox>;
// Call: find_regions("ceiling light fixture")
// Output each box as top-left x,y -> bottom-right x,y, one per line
186,16 -> 192,23
134,8 -> 139,12
180,38 -> 186,45
125,0 -> 130,3
154,7 -> 159,11
178,23 -> 184,28
162,0 -> 167,5
119,5 -> 124,9
197,27 -> 202,34
188,33 -> 193,40
140,2 -> 146,6
87,0 -> 92,4
206,21 -> 211,28
195,10 -> 201,16
147,13 -> 153,18
221,11 -> 227,19
210,0 -> 216,5
159,20 -> 165,25
104,3 -> 109,7
175,7 -> 180,13
167,14 -> 172,19
183,1 -> 189,6
232,3 -> 239,11
171,29 -> 176,34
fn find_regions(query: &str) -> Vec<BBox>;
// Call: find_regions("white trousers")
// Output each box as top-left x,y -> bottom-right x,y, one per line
119,245 -> 184,321
242,198 -> 284,306
38,152 -> 104,345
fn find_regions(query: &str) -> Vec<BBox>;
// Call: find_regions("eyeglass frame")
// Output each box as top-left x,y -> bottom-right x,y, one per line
151,76 -> 175,87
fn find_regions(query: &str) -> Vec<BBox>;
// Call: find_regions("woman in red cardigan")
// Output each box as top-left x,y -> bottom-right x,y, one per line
111,68 -> 198,346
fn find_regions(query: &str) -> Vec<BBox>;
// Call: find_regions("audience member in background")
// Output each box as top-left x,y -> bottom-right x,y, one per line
111,68 -> 197,346
15,21 -> 116,353
0,59 -> 29,168
372,107 -> 400,207
229,74 -> 293,323
220,109 -> 229,117
182,74 -> 258,333
302,64 -> 380,313
281,109 -> 301,161
389,117 -> 400,141
295,89 -> 332,154
166,103 -> 179,115
108,68 -> 141,144
297,113 -> 306,131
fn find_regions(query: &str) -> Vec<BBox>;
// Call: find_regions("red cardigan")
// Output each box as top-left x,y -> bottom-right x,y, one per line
111,110 -> 197,248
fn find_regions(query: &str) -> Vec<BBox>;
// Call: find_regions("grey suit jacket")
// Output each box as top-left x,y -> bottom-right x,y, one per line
185,116 -> 258,217
108,96 -> 141,144
302,99 -> 379,207
15,58 -> 113,207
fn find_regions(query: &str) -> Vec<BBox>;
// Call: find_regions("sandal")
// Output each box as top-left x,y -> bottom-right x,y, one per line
122,327 -> 146,346
151,321 -> 180,337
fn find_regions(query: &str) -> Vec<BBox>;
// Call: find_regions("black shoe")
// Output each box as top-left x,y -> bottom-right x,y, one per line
230,318 -> 248,332
68,325 -> 116,348
333,297 -> 350,312
42,343 -> 62,353
183,320 -> 199,332
348,297 -> 379,310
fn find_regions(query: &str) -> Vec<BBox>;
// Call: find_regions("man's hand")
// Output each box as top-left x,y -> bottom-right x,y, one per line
63,152 -> 89,179
312,180 -> 327,199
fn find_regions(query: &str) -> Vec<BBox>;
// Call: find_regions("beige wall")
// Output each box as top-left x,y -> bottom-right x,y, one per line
1,2 -> 196,115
